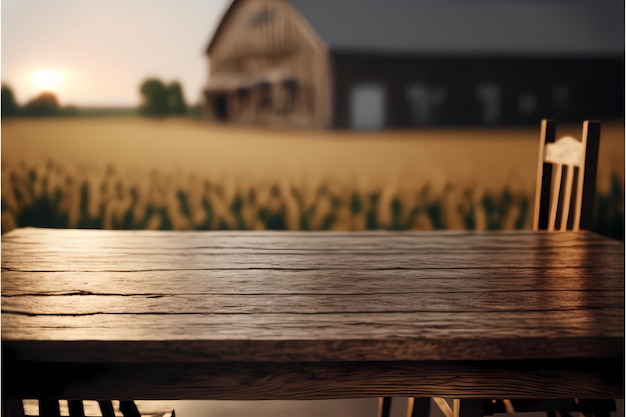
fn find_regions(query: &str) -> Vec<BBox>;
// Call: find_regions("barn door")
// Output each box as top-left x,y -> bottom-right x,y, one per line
350,84 -> 386,130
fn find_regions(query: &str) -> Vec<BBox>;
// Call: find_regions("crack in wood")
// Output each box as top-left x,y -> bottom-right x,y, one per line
2,292 -> 166,298
2,289 -> 620,297
1,265 -> 606,273
1,306 -> 611,317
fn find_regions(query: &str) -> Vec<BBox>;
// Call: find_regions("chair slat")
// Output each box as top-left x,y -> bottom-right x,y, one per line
578,121 -> 601,231
548,163 -> 562,231
534,119 -> 556,230
560,164 -> 574,231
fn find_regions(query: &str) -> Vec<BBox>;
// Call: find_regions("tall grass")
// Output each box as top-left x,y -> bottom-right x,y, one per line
2,159 -> 623,239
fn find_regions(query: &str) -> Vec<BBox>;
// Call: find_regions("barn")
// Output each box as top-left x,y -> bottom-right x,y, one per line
203,0 -> 624,129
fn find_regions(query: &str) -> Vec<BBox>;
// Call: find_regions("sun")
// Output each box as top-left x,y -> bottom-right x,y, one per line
32,69 -> 61,93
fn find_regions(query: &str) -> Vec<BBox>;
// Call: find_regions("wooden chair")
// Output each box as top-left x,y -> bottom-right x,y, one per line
533,119 -> 600,232
385,120 -> 612,417
3,400 -> 174,417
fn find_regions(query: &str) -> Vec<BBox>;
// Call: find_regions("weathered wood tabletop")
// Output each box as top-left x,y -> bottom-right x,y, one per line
2,228 -> 624,400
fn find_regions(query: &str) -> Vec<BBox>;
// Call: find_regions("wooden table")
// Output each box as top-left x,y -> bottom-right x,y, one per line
2,228 -> 624,401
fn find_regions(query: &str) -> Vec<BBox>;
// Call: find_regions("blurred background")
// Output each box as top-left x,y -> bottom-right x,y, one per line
2,0 -> 624,240
2,0 -> 624,416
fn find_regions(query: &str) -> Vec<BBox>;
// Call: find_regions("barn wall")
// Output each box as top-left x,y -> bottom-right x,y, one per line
331,53 -> 624,129
205,0 -> 332,129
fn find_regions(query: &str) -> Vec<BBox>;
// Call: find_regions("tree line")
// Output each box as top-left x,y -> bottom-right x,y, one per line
1,85 -> 78,117
1,77 -> 191,118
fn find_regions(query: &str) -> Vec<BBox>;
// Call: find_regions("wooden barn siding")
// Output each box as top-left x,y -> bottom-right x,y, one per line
207,0 -> 331,128
330,53 -> 624,129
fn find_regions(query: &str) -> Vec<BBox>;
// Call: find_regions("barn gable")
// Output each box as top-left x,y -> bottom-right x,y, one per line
206,0 -> 325,59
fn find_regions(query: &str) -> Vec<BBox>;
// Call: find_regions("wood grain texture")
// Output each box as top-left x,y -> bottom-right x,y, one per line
4,290 -> 622,315
3,266 -> 623,296
2,228 -> 623,399
2,229 -> 621,272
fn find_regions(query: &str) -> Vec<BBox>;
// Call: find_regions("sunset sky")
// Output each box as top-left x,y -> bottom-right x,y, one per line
2,0 -> 231,107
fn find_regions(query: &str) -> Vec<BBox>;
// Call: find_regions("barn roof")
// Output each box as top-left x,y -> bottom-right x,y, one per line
209,0 -> 624,56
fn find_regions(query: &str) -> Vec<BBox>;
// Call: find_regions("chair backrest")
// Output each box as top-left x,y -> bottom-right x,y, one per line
533,119 -> 600,232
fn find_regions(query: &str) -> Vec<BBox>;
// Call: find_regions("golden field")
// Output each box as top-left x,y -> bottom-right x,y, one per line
2,117 -> 623,236
3,117 -> 624,188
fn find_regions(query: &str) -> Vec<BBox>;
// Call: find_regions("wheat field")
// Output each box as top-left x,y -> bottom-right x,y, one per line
2,118 -> 623,236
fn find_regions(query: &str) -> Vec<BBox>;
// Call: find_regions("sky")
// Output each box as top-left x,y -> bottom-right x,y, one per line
1,0 -> 231,107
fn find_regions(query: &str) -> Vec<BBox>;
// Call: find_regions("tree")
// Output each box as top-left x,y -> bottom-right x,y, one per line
139,78 -> 189,117
167,82 -> 187,115
22,91 -> 60,117
2,84 -> 20,117
139,78 -> 169,117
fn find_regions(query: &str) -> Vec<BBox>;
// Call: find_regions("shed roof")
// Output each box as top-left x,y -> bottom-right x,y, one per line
209,0 -> 624,56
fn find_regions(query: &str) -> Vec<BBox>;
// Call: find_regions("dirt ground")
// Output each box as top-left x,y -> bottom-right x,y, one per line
2,117 -> 623,194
